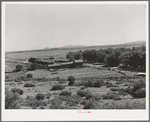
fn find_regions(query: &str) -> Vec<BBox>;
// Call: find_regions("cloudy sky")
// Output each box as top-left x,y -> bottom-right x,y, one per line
5,2 -> 147,51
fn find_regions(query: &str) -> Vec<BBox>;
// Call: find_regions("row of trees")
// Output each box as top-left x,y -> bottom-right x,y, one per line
66,46 -> 146,69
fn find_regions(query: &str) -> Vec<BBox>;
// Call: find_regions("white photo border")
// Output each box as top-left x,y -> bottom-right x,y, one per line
1,1 -> 149,121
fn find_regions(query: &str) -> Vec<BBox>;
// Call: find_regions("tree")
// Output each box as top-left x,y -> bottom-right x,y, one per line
27,73 -> 33,79
15,65 -> 23,72
28,58 -> 36,63
5,89 -> 20,109
66,51 -> 83,61
31,63 -> 38,70
68,76 -> 75,86
82,50 -> 97,63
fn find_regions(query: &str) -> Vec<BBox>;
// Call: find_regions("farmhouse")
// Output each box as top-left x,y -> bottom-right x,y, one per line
48,64 -> 61,69
54,59 -> 69,63
47,59 -> 83,69
34,58 -> 54,64
73,60 -> 84,68
61,62 -> 74,68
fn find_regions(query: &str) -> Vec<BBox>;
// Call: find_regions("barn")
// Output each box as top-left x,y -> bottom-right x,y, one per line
48,64 -> 61,69
73,60 -> 84,68
60,62 -> 74,68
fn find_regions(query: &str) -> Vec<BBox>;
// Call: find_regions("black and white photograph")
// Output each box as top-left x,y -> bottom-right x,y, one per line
2,1 -> 149,121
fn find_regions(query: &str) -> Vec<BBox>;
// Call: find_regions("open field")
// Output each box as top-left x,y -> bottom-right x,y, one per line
5,42 -> 146,109
5,65 -> 145,109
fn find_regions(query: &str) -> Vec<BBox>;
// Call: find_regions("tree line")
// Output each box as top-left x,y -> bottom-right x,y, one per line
66,46 -> 146,69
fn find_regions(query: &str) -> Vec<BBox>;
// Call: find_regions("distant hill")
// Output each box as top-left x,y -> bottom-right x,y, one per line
6,41 -> 146,54
60,45 -> 85,48
123,41 -> 146,45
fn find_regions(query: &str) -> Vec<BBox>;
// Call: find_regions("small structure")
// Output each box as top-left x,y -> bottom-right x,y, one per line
55,59 -> 69,63
48,64 -> 61,69
73,60 -> 84,68
60,62 -> 74,68
134,72 -> 146,77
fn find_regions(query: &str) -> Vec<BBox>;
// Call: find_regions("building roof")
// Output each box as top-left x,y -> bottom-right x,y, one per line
48,64 -> 61,67
34,58 -> 43,62
55,59 -> 69,62
135,72 -> 146,76
74,60 -> 84,63
61,62 -> 73,66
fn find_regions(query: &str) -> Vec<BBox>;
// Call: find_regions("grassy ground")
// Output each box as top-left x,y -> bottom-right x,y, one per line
5,66 -> 145,109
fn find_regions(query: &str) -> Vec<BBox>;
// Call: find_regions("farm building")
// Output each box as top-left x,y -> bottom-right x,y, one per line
73,60 -> 84,68
33,58 -> 54,64
54,59 -> 69,63
48,64 -> 61,69
47,60 -> 84,69
60,62 -> 74,68
134,72 -> 146,77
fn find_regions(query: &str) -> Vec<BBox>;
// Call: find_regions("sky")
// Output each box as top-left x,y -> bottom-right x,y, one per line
5,3 -> 147,51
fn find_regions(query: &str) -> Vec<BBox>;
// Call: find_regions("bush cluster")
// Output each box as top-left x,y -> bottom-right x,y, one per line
60,91 -> 72,96
68,76 -> 75,86
102,92 -> 121,100
24,83 -> 36,87
77,90 -> 93,99
51,84 -> 65,90
80,79 -> 104,88
23,96 -> 47,107
11,88 -> 23,95
5,89 -> 21,109
35,93 -> 45,100
15,65 -> 23,72
27,73 -> 33,79
83,100 -> 100,109
14,76 -> 29,82
126,80 -> 146,98
107,83 -> 118,88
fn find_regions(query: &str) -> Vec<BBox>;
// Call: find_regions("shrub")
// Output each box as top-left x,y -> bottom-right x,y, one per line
110,88 -> 121,92
45,93 -> 52,99
131,88 -> 146,98
20,76 -> 28,81
14,77 -> 21,82
83,100 -> 100,109
27,73 -> 33,79
28,58 -> 36,63
92,94 -> 102,101
31,63 -> 38,70
102,92 -> 121,100
80,86 -> 86,90
77,90 -> 92,99
24,83 -> 35,87
40,106 -> 45,109
35,93 -> 45,100
125,80 -> 146,98
22,96 -> 47,107
5,89 -> 20,109
60,95 -> 82,106
96,99 -> 146,109
15,65 -> 23,72
107,84 -> 118,88
49,97 -> 63,109
84,101 -> 95,109
133,80 -> 145,92
82,79 -> 104,87
11,88 -> 23,95
68,76 -> 75,86
60,91 -> 72,96
51,84 -> 65,90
